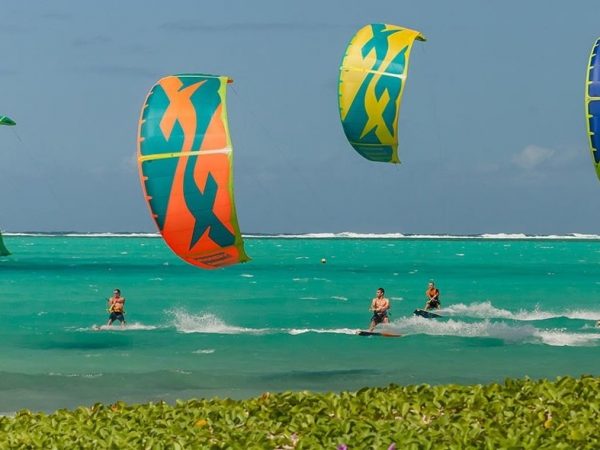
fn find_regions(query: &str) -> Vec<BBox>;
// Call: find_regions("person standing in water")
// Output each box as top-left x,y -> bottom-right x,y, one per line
368,287 -> 390,331
107,289 -> 126,327
424,281 -> 441,310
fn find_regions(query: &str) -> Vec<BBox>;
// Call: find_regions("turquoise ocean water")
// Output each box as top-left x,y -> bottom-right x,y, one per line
1,233 -> 599,413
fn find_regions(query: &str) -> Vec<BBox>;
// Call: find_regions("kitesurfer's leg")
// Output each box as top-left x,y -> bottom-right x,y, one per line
368,317 -> 377,332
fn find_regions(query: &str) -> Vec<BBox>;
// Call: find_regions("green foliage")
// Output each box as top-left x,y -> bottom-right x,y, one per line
1,376 -> 599,449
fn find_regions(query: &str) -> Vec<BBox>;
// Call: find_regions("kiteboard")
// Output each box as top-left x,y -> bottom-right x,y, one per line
357,330 -> 402,337
414,309 -> 441,319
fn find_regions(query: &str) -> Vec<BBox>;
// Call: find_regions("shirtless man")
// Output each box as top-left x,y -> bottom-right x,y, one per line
368,288 -> 390,331
425,281 -> 440,310
107,289 -> 126,327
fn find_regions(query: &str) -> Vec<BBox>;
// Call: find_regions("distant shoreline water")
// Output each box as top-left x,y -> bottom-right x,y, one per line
1,234 -> 599,413
3,231 -> 600,239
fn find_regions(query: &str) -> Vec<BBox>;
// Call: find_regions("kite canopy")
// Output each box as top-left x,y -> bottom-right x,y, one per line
585,37 -> 600,181
137,74 -> 249,269
0,116 -> 16,126
0,232 -> 9,256
0,117 -> 14,255
338,24 -> 425,163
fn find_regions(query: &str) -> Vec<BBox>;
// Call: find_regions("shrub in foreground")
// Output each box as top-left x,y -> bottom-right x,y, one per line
1,375 -> 599,449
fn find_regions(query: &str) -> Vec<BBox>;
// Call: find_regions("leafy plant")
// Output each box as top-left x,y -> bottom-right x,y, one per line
1,376 -> 599,449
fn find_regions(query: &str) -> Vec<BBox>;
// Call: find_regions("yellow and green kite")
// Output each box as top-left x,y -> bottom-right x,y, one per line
339,24 -> 425,163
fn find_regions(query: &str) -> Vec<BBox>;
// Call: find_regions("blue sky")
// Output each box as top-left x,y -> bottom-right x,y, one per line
1,0 -> 599,234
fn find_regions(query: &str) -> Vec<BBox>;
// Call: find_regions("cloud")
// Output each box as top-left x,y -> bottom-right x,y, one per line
74,64 -> 157,78
72,35 -> 112,47
512,145 -> 555,170
0,68 -> 18,77
0,24 -> 26,35
40,12 -> 71,21
160,21 -> 341,33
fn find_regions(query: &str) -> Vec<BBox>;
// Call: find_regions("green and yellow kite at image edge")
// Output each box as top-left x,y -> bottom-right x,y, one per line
585,37 -> 600,181
338,23 -> 425,164
0,115 -> 14,255
0,233 -> 9,257
137,74 -> 249,269
0,116 -> 16,126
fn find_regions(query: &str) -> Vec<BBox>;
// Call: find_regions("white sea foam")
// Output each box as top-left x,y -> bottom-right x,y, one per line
536,330 -> 600,347
442,301 -> 600,321
48,372 -> 103,378
391,317 -> 534,343
288,328 -> 357,335
78,322 -> 158,332
4,232 -> 160,238
331,296 -> 348,301
193,349 -> 215,354
6,231 -> 600,240
244,232 -> 600,240
389,317 -> 600,346
241,273 -> 254,278
170,309 -> 268,335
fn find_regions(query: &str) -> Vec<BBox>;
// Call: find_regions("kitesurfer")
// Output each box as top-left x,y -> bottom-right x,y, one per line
107,289 -> 126,327
424,281 -> 440,310
368,288 -> 390,331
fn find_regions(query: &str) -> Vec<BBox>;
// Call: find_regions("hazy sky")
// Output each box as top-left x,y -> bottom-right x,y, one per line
1,0 -> 599,234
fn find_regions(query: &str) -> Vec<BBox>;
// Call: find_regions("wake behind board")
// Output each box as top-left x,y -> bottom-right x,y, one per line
93,325 -> 126,331
357,330 -> 402,337
414,309 -> 441,319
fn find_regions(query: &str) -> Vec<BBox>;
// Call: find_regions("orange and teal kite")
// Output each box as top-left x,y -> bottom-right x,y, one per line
137,74 -> 249,269
585,37 -> 600,181
338,24 -> 425,163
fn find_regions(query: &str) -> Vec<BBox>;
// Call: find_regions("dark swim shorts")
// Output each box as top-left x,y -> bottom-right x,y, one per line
371,311 -> 388,324
427,299 -> 440,309
109,312 -> 125,322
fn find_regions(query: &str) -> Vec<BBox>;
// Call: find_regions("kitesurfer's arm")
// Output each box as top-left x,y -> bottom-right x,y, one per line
377,298 -> 390,313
